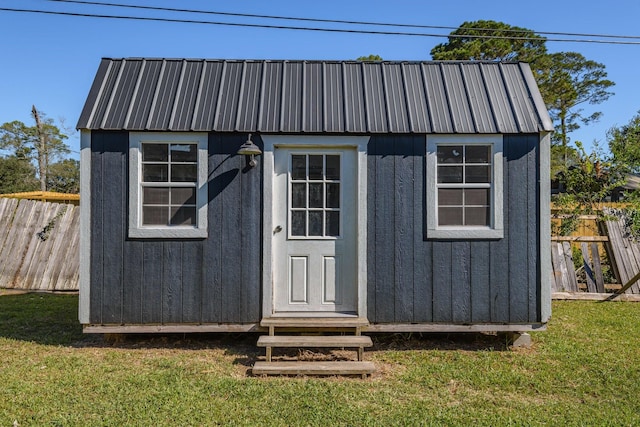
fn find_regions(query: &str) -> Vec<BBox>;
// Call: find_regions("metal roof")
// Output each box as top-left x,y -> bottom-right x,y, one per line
77,59 -> 553,134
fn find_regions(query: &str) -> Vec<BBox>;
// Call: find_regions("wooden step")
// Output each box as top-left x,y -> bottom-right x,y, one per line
260,317 -> 369,329
257,335 -> 373,348
253,361 -> 376,376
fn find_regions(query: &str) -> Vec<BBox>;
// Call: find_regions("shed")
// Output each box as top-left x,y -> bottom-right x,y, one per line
77,58 -> 552,335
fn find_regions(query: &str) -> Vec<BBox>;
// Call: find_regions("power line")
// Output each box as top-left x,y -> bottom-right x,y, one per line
2,6 -> 640,45
46,0 -> 640,41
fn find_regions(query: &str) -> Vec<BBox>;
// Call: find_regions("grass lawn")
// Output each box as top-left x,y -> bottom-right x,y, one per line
1,293 -> 639,426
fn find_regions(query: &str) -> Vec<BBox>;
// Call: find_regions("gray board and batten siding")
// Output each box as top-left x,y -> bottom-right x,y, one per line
78,59 -> 552,329
88,131 -> 261,325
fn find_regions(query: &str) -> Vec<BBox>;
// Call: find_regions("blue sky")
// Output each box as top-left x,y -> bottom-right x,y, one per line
1,0 -> 639,158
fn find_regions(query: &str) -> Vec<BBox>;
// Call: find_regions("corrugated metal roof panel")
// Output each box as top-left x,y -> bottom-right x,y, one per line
101,59 -> 141,129
481,63 -> 519,134
77,58 -> 110,129
258,62 -> 283,132
422,64 -> 452,133
460,64 -> 496,133
77,59 -> 553,134
323,62 -> 344,133
126,59 -> 162,130
362,62 -> 387,133
520,62 -> 553,132
442,63 -> 475,133
342,62 -> 366,132
235,61 -> 262,131
503,63 -> 542,133
382,63 -> 410,133
147,60 -> 182,130
88,60 -> 121,129
402,63 -> 430,133
169,60 -> 203,131
281,62 -> 303,132
304,62 -> 323,132
214,61 -> 243,131
191,61 -> 223,131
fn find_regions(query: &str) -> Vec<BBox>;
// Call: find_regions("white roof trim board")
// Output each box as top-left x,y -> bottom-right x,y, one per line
77,58 -> 553,134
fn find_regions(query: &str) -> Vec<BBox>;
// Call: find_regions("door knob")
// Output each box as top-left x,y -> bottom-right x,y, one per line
273,225 -> 282,234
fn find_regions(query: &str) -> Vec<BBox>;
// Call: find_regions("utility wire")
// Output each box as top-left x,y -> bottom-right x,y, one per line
2,6 -> 640,45
46,0 -> 640,41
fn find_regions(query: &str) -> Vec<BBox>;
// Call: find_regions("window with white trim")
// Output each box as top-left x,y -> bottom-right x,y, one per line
129,132 -> 208,238
427,135 -> 503,239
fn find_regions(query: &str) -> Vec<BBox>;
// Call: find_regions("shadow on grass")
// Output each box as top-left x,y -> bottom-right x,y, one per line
370,332 -> 510,352
0,292 -> 86,346
0,292 -> 263,366
0,292 -> 509,362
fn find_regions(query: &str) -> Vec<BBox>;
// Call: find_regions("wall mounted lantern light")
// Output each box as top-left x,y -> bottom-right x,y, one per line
236,133 -> 262,167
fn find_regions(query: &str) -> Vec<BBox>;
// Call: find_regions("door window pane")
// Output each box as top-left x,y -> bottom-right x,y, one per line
292,155 -> 306,179
291,183 -> 306,208
308,155 -> 323,180
308,183 -> 323,208
326,183 -> 340,208
308,211 -> 323,236
326,211 -> 340,236
291,211 -> 306,236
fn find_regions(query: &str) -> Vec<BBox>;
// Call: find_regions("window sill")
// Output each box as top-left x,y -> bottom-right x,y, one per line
426,227 -> 504,240
128,227 -> 207,239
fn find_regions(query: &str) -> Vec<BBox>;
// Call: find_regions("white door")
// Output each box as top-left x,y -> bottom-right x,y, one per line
273,148 -> 357,314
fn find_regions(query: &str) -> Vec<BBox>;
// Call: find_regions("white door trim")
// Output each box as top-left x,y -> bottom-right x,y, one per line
262,135 -> 369,320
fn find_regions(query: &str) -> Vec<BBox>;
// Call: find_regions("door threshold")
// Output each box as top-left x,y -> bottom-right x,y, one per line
260,316 -> 369,329
268,312 -> 359,319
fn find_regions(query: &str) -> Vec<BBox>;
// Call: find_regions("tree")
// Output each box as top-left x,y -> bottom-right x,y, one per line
537,52 -> 615,168
430,20 -> 547,64
46,159 -> 80,194
356,54 -> 383,61
0,156 -> 38,194
551,143 -> 581,181
552,141 -> 623,234
608,111 -> 640,173
431,20 -> 615,180
0,107 -> 70,191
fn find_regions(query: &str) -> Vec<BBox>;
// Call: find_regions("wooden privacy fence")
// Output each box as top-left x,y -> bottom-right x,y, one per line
551,238 -> 608,294
0,197 -> 79,291
551,207 -> 640,297
602,208 -> 640,294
